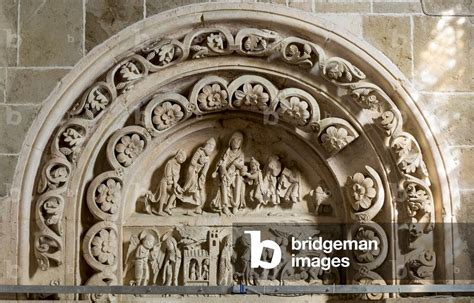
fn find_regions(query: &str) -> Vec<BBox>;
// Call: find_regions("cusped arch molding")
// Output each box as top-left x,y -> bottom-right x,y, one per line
13,2 -> 455,298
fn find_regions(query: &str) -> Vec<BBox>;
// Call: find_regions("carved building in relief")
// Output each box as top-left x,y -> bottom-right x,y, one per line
6,3 -> 465,302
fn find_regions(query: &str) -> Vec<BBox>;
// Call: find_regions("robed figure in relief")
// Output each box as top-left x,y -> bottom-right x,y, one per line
179,138 -> 216,214
211,131 -> 247,216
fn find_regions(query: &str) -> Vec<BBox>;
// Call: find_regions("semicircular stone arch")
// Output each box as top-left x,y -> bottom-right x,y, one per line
12,3 -> 457,301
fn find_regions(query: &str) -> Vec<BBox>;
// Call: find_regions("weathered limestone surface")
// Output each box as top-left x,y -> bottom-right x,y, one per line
0,0 -> 17,66
0,155 -> 17,197
0,104 -> 39,154
19,0 -> 83,66
314,1 -> 371,13
5,68 -> 70,104
288,0 -> 312,11
372,1 -> 422,13
363,16 -> 412,76
318,15 -> 363,37
419,93 -> 474,146
86,0 -> 144,51
0,68 -> 5,103
422,0 -> 474,15
451,147 -> 474,190
413,16 -> 472,91
0,1 -> 472,302
147,0 -> 206,16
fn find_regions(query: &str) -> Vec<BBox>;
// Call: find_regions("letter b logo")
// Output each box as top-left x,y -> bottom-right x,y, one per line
244,231 -> 281,269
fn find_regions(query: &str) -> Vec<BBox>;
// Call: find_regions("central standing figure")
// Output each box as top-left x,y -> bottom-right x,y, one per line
211,131 -> 247,215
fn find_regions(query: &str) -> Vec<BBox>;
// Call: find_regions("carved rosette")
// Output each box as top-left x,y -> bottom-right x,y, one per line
348,223 -> 389,300
228,75 -> 278,112
352,270 -> 388,301
345,166 -> 390,297
191,76 -> 230,112
349,223 -> 388,270
348,166 -> 385,223
143,93 -> 192,135
318,119 -> 359,154
347,81 -> 436,285
84,171 -> 123,287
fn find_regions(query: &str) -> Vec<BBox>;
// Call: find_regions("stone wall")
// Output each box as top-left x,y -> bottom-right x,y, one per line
0,0 -> 472,285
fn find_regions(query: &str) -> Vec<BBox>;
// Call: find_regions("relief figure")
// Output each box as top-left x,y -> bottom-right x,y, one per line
277,163 -> 301,203
218,235 -> 233,285
124,230 -> 161,286
244,157 -> 265,206
211,132 -> 247,215
262,155 -> 282,205
162,232 -> 182,286
179,138 -> 216,214
201,259 -> 209,280
144,149 -> 186,216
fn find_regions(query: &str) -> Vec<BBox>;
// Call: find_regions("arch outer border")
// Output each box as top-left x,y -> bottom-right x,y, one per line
12,3 -> 455,285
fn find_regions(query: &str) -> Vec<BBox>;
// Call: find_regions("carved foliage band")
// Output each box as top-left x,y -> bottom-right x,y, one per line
32,25 -> 436,290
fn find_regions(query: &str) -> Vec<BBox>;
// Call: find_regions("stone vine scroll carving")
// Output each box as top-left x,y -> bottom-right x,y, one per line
83,172 -> 123,293
348,82 -> 436,285
346,167 -> 389,298
33,25 -> 437,282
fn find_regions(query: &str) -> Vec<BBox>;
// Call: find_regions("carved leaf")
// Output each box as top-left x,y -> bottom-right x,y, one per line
158,44 -> 175,65
59,147 -> 72,156
244,35 -> 259,51
85,109 -> 94,120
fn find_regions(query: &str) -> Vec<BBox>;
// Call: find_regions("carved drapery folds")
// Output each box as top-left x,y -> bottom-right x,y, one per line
22,7 -> 448,299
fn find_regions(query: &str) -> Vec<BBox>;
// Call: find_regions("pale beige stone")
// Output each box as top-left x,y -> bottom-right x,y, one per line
419,93 -> 474,145
457,190 -> 474,223
86,0 -> 144,52
0,104 -> 39,153
0,155 -> 17,197
0,68 -> 5,103
453,190 -> 474,282
317,15 -> 363,37
314,1 -> 370,13
19,0 -> 83,66
3,2 -> 457,293
6,68 -> 69,104
0,0 -> 18,66
147,0 -> 206,16
257,0 -> 287,4
413,16 -> 473,92
422,0 -> 474,15
372,1 -> 423,13
289,0 -> 312,11
363,16 -> 412,77
450,147 -> 474,190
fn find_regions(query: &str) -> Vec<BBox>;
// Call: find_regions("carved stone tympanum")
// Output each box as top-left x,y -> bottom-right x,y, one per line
10,3 -> 459,302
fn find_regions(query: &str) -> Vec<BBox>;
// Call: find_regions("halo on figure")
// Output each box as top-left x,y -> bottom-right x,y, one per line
139,229 -> 160,244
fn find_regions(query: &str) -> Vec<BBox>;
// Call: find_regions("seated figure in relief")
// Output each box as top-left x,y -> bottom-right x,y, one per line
144,149 -> 186,216
211,131 -> 248,216
277,162 -> 301,203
